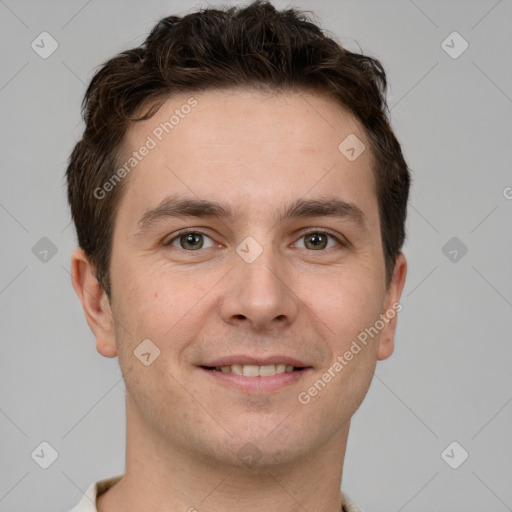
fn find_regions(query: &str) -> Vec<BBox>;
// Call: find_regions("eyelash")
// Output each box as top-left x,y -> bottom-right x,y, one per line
162,227 -> 346,252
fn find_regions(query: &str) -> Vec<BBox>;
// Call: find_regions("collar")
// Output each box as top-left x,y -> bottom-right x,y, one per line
71,476 -> 362,512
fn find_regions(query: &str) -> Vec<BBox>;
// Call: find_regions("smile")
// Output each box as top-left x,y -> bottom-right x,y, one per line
203,364 -> 303,377
199,365 -> 311,393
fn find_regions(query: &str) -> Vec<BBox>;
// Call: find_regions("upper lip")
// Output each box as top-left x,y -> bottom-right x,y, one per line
201,355 -> 310,368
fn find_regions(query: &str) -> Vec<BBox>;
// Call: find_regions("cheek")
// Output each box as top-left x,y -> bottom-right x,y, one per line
113,266 -> 213,364
308,277 -> 381,408
115,262 -> 171,329
312,271 -> 383,343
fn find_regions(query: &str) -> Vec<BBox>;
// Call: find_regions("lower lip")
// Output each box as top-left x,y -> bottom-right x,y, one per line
199,367 -> 311,393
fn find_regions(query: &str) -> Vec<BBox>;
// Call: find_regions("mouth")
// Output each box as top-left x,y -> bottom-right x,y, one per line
198,363 -> 312,393
200,364 -> 307,377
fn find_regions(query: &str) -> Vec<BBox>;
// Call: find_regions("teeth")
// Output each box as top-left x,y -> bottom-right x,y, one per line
213,364 -> 298,376
243,365 -> 259,377
231,364 -> 243,375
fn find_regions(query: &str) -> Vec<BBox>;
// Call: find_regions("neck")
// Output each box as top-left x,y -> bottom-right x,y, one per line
98,398 -> 350,512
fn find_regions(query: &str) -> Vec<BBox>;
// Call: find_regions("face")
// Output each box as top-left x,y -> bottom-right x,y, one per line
73,88 -> 406,469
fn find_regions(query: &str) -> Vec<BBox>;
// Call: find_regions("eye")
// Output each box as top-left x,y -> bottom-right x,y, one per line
163,228 -> 345,252
164,230 -> 215,251
294,230 -> 344,251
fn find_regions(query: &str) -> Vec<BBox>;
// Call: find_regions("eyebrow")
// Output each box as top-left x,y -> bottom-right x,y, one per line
136,194 -> 368,234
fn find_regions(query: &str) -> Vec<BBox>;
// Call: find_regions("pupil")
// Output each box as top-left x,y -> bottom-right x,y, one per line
184,233 -> 202,249
307,233 -> 326,249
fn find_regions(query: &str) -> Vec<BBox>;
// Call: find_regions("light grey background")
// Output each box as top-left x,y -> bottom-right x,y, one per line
1,0 -> 511,511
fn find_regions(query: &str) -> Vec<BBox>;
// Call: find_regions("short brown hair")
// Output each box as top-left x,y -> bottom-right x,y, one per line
66,0 -> 410,300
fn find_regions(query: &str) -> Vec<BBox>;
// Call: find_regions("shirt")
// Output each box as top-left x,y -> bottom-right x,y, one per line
68,475 -> 363,512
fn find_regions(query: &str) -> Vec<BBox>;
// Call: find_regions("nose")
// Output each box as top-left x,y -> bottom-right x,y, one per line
219,243 -> 299,331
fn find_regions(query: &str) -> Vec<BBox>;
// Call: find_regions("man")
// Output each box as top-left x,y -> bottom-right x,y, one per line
66,1 -> 409,510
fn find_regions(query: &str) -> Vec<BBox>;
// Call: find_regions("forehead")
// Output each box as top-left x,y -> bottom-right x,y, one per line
128,88 -> 368,157
115,88 -> 379,234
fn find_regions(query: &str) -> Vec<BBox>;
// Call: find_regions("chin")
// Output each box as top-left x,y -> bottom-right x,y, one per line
211,422 -> 315,469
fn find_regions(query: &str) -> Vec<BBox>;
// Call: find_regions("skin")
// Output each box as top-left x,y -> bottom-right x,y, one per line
71,88 -> 407,512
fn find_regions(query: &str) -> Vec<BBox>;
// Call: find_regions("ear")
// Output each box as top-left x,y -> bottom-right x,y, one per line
70,247 -> 117,358
377,252 -> 407,361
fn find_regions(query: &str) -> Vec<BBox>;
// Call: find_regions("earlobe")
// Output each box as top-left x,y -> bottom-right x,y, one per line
70,247 -> 118,358
377,252 -> 407,361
